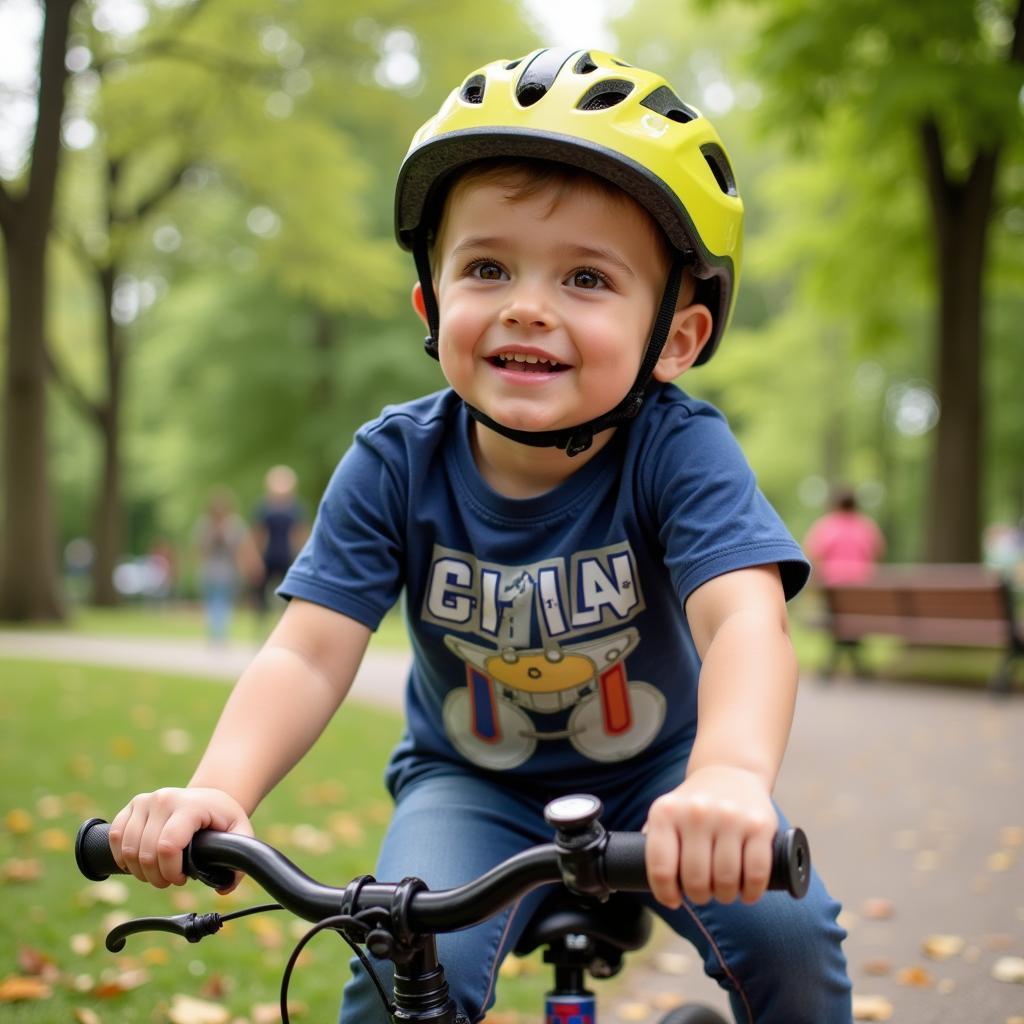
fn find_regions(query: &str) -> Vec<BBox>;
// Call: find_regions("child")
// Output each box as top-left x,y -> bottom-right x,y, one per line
110,49 -> 852,1022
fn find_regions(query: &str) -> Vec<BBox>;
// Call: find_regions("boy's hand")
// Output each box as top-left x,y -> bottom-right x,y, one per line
109,788 -> 254,893
644,765 -> 778,907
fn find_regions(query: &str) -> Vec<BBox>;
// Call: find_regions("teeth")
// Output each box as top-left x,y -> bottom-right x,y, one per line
500,353 -> 550,364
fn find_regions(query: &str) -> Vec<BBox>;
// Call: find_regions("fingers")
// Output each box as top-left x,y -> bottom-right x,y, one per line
108,790 -> 209,889
643,785 -> 778,908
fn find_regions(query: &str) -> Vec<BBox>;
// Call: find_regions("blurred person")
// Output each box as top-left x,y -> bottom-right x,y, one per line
983,520 -> 1024,588
804,486 -> 886,586
192,488 -> 259,643
250,465 -> 308,622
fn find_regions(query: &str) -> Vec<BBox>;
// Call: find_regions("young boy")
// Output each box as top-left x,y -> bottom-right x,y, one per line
110,49 -> 852,1022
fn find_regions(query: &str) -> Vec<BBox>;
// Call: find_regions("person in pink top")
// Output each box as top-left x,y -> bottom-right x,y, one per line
804,487 -> 885,585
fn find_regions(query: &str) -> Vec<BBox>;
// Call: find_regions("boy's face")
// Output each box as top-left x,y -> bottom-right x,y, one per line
424,177 -> 673,438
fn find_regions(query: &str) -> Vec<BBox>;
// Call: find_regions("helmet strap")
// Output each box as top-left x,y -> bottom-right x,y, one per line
413,237 -> 441,360
413,239 -> 686,457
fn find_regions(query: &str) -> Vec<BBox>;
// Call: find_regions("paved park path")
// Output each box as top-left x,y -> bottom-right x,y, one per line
2,631 -> 1022,1022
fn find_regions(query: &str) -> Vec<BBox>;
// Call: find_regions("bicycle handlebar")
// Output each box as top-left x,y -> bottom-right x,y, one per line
76,815 -> 810,938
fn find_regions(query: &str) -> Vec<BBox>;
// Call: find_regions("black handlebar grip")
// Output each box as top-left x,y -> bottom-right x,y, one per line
604,827 -> 811,899
769,827 -> 811,898
76,819 -> 123,881
603,831 -> 648,891
75,818 -> 235,891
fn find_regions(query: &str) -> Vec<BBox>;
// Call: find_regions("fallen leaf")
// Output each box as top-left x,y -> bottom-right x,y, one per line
200,974 -> 233,1000
652,991 -> 685,1010
498,958 -> 522,978
937,978 -> 956,995
851,994 -> 894,1021
897,965 -> 933,987
36,795 -> 64,819
987,851 -> 1014,872
73,1009 -> 102,1024
1,858 -> 43,882
862,958 -> 892,976
992,956 -> 1024,983
913,850 -> 940,871
167,994 -> 231,1024
245,916 -> 283,950
0,975 -> 52,1002
251,1002 -> 306,1022
85,879 -> 130,906
109,736 -> 135,758
70,934 -> 96,957
922,934 -> 965,960
862,898 -> 895,920
652,951 -> 690,975
94,967 -> 150,997
5,809 -> 34,834
161,728 -> 192,754
614,1002 -> 650,1021
1000,826 -> 1023,848
289,825 -> 332,855
17,946 -> 59,981
142,947 -> 171,966
39,828 -> 70,852
327,813 -> 365,845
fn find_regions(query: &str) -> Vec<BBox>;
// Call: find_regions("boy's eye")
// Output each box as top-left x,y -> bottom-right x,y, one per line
569,268 -> 606,290
469,260 -> 506,281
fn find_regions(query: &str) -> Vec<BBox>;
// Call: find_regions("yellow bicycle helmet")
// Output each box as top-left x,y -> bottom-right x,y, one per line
395,48 -> 743,455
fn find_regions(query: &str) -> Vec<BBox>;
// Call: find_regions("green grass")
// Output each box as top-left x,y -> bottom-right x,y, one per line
0,659 -> 551,1022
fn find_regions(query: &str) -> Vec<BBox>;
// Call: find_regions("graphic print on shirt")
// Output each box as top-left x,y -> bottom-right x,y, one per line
422,542 -> 666,770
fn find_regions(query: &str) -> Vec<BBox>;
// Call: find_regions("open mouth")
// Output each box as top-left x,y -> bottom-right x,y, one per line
489,353 -> 568,374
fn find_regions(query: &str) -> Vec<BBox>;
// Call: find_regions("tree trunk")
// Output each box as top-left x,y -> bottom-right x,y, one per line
90,265 -> 122,606
1,226 -> 65,619
0,0 -> 76,621
919,121 -> 997,563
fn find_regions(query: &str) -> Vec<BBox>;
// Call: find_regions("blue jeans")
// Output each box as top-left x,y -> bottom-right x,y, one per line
340,761 -> 852,1023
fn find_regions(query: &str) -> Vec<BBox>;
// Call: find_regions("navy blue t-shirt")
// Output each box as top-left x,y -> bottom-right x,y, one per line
280,385 -> 808,790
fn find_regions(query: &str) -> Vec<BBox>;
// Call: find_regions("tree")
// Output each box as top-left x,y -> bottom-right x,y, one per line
712,0 -> 1024,561
46,0 -> 538,578
0,0 -> 77,620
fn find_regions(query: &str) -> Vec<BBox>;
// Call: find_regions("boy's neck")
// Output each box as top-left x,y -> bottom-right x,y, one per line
470,421 -> 618,499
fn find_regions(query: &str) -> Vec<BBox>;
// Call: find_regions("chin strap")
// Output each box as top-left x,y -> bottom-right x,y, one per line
413,238 -> 686,456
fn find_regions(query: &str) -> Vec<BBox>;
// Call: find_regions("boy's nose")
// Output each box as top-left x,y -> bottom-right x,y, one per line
500,289 -> 555,331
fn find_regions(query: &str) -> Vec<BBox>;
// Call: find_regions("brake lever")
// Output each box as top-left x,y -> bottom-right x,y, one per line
105,911 -> 224,952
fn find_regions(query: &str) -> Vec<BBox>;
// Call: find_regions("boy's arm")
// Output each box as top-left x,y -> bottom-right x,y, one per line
644,564 -> 797,908
110,598 -> 372,889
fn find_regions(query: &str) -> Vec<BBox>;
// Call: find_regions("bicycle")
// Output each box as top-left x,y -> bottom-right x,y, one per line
75,793 -> 810,1024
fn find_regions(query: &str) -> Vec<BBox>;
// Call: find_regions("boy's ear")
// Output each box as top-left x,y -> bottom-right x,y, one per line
411,281 -> 429,328
652,303 -> 714,382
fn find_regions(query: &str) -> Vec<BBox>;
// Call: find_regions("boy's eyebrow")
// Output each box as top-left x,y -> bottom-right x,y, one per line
448,237 -> 635,278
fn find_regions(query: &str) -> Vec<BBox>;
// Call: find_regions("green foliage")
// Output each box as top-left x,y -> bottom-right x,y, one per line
615,0 -> 1024,554
42,0 -> 537,558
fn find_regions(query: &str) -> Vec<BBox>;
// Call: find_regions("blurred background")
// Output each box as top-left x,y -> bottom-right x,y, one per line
1,0 -> 1022,622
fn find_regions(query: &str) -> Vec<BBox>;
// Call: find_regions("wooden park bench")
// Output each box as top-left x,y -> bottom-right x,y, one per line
820,564 -> 1022,694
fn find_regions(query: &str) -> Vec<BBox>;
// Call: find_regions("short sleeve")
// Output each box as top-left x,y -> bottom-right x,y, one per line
278,436 -> 406,629
648,405 -> 809,604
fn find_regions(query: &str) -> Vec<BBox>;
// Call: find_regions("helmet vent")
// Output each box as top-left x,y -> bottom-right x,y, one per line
505,59 -> 523,70
640,86 -> 697,124
461,74 -> 486,104
573,52 -> 598,74
577,78 -> 634,111
701,143 -> 737,196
